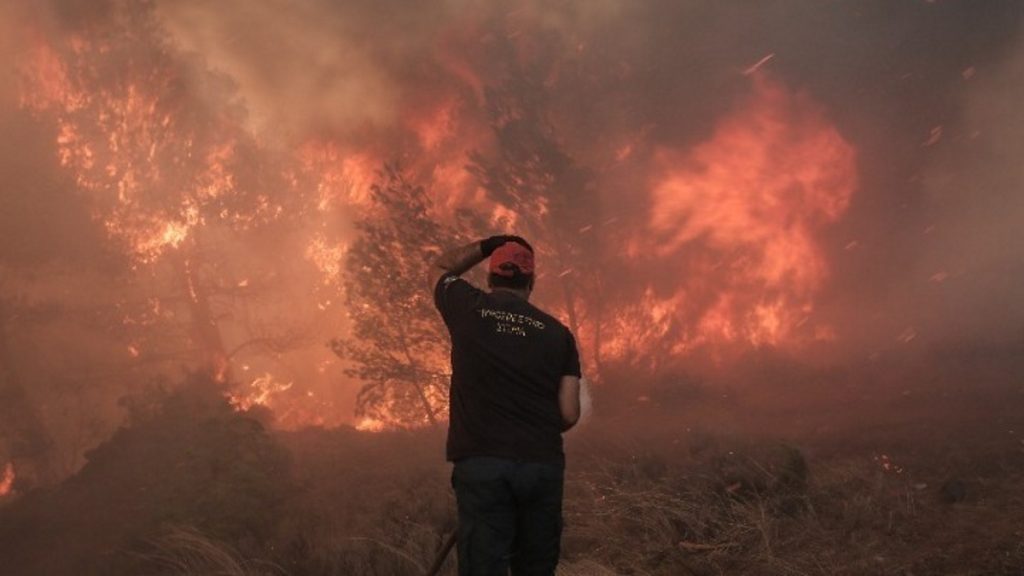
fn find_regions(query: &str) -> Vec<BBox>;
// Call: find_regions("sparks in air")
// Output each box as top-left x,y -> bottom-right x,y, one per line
743,53 -> 776,76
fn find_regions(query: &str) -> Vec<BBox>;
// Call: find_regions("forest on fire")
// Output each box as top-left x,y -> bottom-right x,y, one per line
2,0 -> 1024,574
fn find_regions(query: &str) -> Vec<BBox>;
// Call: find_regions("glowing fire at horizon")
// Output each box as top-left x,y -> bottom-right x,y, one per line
355,417 -> 388,433
0,462 -> 15,497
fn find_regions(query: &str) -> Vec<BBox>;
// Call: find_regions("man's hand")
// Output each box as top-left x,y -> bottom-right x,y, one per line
558,375 -> 581,431
480,235 -> 532,258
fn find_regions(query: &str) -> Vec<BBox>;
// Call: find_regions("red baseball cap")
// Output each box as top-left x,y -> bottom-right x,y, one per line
489,241 -> 535,277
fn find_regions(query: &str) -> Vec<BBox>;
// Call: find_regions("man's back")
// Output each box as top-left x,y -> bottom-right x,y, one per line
435,273 -> 579,463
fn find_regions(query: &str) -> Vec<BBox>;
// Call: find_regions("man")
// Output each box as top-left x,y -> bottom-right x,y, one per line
433,235 -> 582,576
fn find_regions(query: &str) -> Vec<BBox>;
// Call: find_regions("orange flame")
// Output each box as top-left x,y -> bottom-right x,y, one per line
355,417 -> 388,433
0,462 -> 15,497
20,31 -> 244,265
607,74 -> 856,363
305,235 -> 347,287
14,8 -> 858,430
228,373 -> 294,411
299,142 -> 378,211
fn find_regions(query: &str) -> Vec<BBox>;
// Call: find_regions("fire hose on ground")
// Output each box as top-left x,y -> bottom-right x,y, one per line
425,529 -> 458,576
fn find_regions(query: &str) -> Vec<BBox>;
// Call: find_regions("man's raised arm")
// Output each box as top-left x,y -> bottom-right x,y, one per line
435,236 -> 519,276
435,241 -> 485,276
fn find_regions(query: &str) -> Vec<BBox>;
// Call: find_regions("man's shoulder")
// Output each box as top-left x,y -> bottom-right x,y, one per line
434,273 -> 485,321
437,272 -> 462,291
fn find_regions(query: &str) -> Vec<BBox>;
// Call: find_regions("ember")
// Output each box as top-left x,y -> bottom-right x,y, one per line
0,463 -> 13,497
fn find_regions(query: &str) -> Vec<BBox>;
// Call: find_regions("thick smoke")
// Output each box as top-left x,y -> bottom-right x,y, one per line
907,36 -> 1024,347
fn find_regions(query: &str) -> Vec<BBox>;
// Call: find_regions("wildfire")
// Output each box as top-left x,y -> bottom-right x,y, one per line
299,142 -> 378,211
355,417 -> 388,433
19,25 -> 245,265
107,205 -> 200,263
228,373 -> 294,411
0,462 -> 14,497
410,97 -> 459,151
607,74 -> 856,361
305,235 -> 347,287
12,2 -> 862,432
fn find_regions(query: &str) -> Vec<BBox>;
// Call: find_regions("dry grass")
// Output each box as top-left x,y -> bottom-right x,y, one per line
222,419 -> 1023,576
5,352 -> 1024,576
138,526 -> 287,576
21,425 -> 1023,576
554,426 -> 1024,576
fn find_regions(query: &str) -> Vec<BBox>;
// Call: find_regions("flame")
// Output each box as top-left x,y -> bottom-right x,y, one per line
299,142 -> 378,211
600,288 -> 687,370
228,372 -> 294,411
227,371 -> 337,428
355,417 -> 387,433
489,204 -> 521,229
12,7 -> 860,431
19,29 -> 243,265
305,235 -> 347,286
410,97 -> 459,150
619,74 -> 856,358
0,462 -> 14,497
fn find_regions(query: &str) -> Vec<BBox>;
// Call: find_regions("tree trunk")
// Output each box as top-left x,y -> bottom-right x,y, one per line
171,254 -> 230,383
394,321 -> 438,426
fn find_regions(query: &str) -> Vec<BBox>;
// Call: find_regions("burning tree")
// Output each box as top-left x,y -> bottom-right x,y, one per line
19,0 -> 327,396
469,55 -> 610,377
331,165 -> 456,428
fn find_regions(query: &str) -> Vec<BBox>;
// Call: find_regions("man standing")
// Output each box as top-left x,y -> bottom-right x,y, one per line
433,235 -> 582,576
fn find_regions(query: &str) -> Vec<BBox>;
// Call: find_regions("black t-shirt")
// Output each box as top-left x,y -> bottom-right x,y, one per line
434,273 -> 581,463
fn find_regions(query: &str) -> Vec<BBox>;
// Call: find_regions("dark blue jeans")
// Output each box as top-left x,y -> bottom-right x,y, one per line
451,457 -> 564,576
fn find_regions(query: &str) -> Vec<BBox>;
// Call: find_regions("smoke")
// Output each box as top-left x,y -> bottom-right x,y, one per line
154,0 -> 406,137
905,36 -> 1024,347
808,8 -> 1024,356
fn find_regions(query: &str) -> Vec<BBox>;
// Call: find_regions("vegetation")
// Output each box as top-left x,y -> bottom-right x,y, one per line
1,347 -> 1022,575
468,48 -> 609,370
330,165 -> 459,427
0,374 -> 293,576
